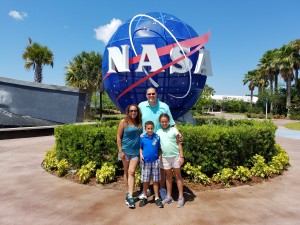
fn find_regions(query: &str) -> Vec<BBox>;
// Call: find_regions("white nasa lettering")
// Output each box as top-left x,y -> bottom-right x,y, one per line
108,45 -> 130,73
107,44 -> 212,76
136,45 -> 163,72
194,49 -> 213,76
170,46 -> 192,74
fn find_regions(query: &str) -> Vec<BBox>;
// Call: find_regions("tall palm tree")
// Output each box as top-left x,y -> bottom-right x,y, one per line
289,39 -> 300,88
259,50 -> 273,92
270,49 -> 281,93
243,69 -> 259,104
22,38 -> 54,83
65,51 -> 102,116
276,44 -> 294,118
258,49 -> 281,112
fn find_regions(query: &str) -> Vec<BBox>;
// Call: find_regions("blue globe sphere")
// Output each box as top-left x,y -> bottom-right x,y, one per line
102,12 -> 207,119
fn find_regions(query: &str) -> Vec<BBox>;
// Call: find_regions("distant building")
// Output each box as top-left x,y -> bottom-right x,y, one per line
211,95 -> 258,103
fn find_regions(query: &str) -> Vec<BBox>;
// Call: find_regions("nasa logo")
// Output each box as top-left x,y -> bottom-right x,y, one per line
102,12 -> 212,119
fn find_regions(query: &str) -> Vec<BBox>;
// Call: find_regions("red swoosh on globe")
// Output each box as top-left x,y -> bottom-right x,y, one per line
116,30 -> 210,100
103,30 -> 210,81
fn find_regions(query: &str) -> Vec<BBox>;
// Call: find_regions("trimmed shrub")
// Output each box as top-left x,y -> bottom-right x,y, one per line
78,161 -> 96,184
55,124 -> 118,168
180,120 -> 277,176
53,119 -> 279,177
182,162 -> 210,185
96,163 -> 116,184
234,166 -> 252,182
57,159 -> 69,177
251,154 -> 273,178
212,168 -> 234,185
42,147 -> 58,172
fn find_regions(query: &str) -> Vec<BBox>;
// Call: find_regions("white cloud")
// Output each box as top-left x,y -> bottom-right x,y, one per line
94,18 -> 122,44
9,10 -> 28,20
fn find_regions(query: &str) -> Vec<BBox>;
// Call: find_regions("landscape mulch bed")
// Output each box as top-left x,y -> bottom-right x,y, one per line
49,170 -> 277,193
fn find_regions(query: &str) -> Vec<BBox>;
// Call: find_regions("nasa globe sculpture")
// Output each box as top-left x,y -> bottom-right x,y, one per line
102,12 -> 212,119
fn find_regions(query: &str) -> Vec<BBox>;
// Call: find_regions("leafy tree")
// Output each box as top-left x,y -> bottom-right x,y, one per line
65,51 -> 102,117
194,84 -> 215,114
22,38 -> 54,83
290,95 -> 300,120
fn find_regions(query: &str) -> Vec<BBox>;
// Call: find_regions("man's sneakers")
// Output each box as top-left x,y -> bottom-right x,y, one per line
139,197 -> 164,208
159,188 -> 167,200
138,189 -> 151,200
125,193 -> 135,208
139,197 -> 148,207
155,198 -> 164,208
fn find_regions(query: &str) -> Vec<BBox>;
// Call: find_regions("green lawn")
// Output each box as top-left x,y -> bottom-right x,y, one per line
285,122 -> 300,130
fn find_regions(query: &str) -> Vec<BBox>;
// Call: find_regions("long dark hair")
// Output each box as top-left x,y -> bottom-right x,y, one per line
124,104 -> 142,128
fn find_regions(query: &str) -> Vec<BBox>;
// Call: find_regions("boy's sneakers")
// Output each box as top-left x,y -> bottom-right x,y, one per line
162,196 -> 174,205
138,189 -> 151,200
177,197 -> 185,208
125,195 -> 135,208
139,198 -> 148,207
159,188 -> 167,200
155,198 -> 164,208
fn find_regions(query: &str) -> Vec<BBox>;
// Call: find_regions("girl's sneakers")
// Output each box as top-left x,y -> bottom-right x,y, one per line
162,196 -> 174,205
177,197 -> 185,208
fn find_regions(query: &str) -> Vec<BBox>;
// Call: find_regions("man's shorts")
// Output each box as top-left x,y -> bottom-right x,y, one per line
141,159 -> 160,182
160,155 -> 181,170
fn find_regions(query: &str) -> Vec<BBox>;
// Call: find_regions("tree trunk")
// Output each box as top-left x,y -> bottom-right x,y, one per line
84,90 -> 93,119
274,73 -> 278,93
35,64 -> 43,83
286,77 -> 292,119
295,68 -> 299,89
270,79 -> 273,113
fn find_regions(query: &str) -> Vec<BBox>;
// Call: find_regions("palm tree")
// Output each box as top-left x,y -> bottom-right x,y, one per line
258,49 -> 281,112
22,38 -> 54,83
65,51 -> 102,117
243,69 -> 259,104
276,44 -> 294,118
259,49 -> 281,93
271,49 -> 281,93
259,50 -> 273,93
289,39 -> 300,88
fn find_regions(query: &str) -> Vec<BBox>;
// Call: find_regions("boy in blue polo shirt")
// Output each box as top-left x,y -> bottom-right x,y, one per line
139,121 -> 164,208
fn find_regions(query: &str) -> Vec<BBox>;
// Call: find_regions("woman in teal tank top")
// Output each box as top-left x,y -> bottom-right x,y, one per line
117,104 -> 143,208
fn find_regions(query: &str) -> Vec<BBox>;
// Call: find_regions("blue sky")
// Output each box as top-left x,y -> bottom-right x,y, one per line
1,0 -> 299,96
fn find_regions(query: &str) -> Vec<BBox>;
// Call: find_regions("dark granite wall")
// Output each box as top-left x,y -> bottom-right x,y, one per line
0,77 -> 86,124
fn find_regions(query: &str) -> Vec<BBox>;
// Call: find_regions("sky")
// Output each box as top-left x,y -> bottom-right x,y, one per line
0,0 -> 299,96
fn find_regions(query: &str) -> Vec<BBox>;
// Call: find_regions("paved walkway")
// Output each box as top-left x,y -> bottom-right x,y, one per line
0,120 -> 300,225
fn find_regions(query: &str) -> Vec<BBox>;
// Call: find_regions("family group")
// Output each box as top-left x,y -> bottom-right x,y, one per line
116,87 -> 185,209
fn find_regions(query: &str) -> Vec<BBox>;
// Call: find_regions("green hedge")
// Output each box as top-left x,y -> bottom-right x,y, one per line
54,119 -> 277,176
180,120 -> 277,176
54,124 -> 118,168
